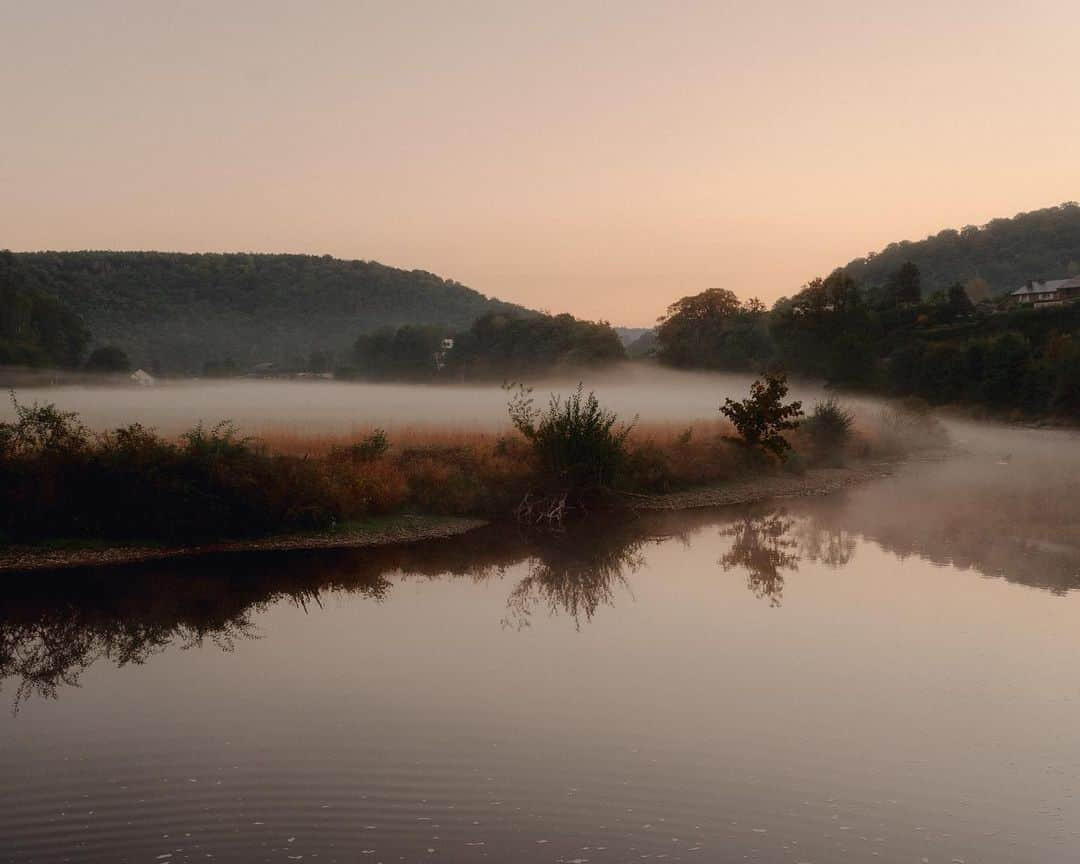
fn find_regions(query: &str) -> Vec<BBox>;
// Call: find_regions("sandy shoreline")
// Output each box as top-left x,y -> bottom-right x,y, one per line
0,461 -> 898,572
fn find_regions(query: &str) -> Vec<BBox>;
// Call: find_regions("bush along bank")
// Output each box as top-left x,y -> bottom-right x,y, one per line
0,380 -> 946,546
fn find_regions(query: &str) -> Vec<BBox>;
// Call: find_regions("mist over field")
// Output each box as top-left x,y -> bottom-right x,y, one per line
6,362 -> 1074,445
1,365 -> 835,433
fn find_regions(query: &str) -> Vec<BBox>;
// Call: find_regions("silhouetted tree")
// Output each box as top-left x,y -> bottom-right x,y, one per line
720,373 -> 804,456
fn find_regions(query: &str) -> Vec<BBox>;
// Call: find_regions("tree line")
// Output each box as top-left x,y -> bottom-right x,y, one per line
655,264 -> 1080,417
345,311 -> 626,381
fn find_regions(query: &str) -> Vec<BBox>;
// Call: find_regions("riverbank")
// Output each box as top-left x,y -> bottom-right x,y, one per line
0,515 -> 488,572
0,461 -> 903,572
631,460 -> 898,510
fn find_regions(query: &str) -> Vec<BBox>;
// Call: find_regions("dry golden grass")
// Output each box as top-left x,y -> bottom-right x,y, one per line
257,419 -> 737,457
249,412 -> 910,514
256,424 -> 510,457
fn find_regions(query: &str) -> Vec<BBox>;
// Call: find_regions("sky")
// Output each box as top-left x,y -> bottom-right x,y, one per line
2,1 -> 1079,326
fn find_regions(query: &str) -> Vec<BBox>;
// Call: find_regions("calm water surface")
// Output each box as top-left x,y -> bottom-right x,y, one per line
2,457 -> 1080,863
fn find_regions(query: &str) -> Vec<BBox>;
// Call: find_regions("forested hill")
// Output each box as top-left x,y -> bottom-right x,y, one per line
13,251 -> 529,373
838,202 -> 1080,296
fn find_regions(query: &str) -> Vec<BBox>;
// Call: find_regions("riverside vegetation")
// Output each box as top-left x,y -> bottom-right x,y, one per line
0,377 -> 946,548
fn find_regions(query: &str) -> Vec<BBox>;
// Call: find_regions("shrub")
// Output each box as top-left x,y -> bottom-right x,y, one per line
801,398 -> 854,466
336,428 -> 389,462
0,404 -> 341,543
508,384 -> 634,493
720,373 -> 804,457
0,393 -> 88,457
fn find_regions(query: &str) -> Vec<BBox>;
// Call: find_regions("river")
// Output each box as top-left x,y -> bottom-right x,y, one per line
2,440 -> 1080,862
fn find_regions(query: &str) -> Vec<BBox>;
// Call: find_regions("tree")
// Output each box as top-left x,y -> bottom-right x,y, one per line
720,373 -> 804,456
893,261 -> 922,305
656,288 -> 771,370
84,345 -> 131,373
981,333 -> 1031,407
946,282 -> 975,319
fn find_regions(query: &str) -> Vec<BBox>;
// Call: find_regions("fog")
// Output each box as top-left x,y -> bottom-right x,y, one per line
4,363 -> 1078,500
1,364 -> 848,435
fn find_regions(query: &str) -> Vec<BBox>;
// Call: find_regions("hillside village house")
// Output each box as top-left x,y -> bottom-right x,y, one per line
1010,276 -> 1080,307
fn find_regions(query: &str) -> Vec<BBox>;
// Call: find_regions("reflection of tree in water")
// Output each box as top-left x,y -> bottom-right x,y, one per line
0,557 -> 391,712
0,611 -> 257,709
719,514 -> 800,606
15,468 -> 1073,712
0,518 -> 684,708
795,520 -> 857,568
503,523 -> 647,629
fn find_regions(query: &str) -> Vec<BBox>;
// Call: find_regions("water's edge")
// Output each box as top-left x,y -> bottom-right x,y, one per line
0,458 -> 904,572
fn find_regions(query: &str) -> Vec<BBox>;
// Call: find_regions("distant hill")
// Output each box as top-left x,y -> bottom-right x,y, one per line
613,326 -> 651,348
13,251 -> 530,373
838,202 -> 1080,297
625,329 -> 658,359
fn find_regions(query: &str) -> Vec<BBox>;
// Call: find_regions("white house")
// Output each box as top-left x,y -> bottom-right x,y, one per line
1010,277 -> 1080,307
130,369 -> 155,386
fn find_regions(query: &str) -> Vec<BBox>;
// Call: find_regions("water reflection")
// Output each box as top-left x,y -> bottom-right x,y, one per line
3,458 -> 1079,709
719,514 -> 800,606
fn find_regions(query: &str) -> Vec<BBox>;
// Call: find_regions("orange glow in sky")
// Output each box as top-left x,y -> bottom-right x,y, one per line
3,1 -> 1079,324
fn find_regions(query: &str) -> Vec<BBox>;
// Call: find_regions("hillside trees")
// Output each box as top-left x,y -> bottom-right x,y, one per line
10,251 -> 527,372
0,250 -> 90,367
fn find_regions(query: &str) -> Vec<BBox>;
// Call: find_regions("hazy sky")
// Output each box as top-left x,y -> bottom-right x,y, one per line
3,1 -> 1079,325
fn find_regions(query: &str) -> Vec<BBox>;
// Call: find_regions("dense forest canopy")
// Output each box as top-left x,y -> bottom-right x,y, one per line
839,202 -> 1080,297
9,251 -> 529,373
0,251 -> 90,368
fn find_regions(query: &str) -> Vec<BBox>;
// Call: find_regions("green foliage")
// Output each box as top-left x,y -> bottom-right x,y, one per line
346,312 -> 626,381
981,332 -> 1032,407
657,288 -> 773,370
84,345 -> 131,373
448,312 -> 626,378
1050,336 -> 1080,415
720,373 -> 804,456
0,250 -> 90,368
0,393 -> 89,457
508,384 -> 634,492
10,250 -> 527,373
801,398 -> 854,466
657,255 -> 1080,418
352,325 -> 446,380
891,261 -> 922,305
